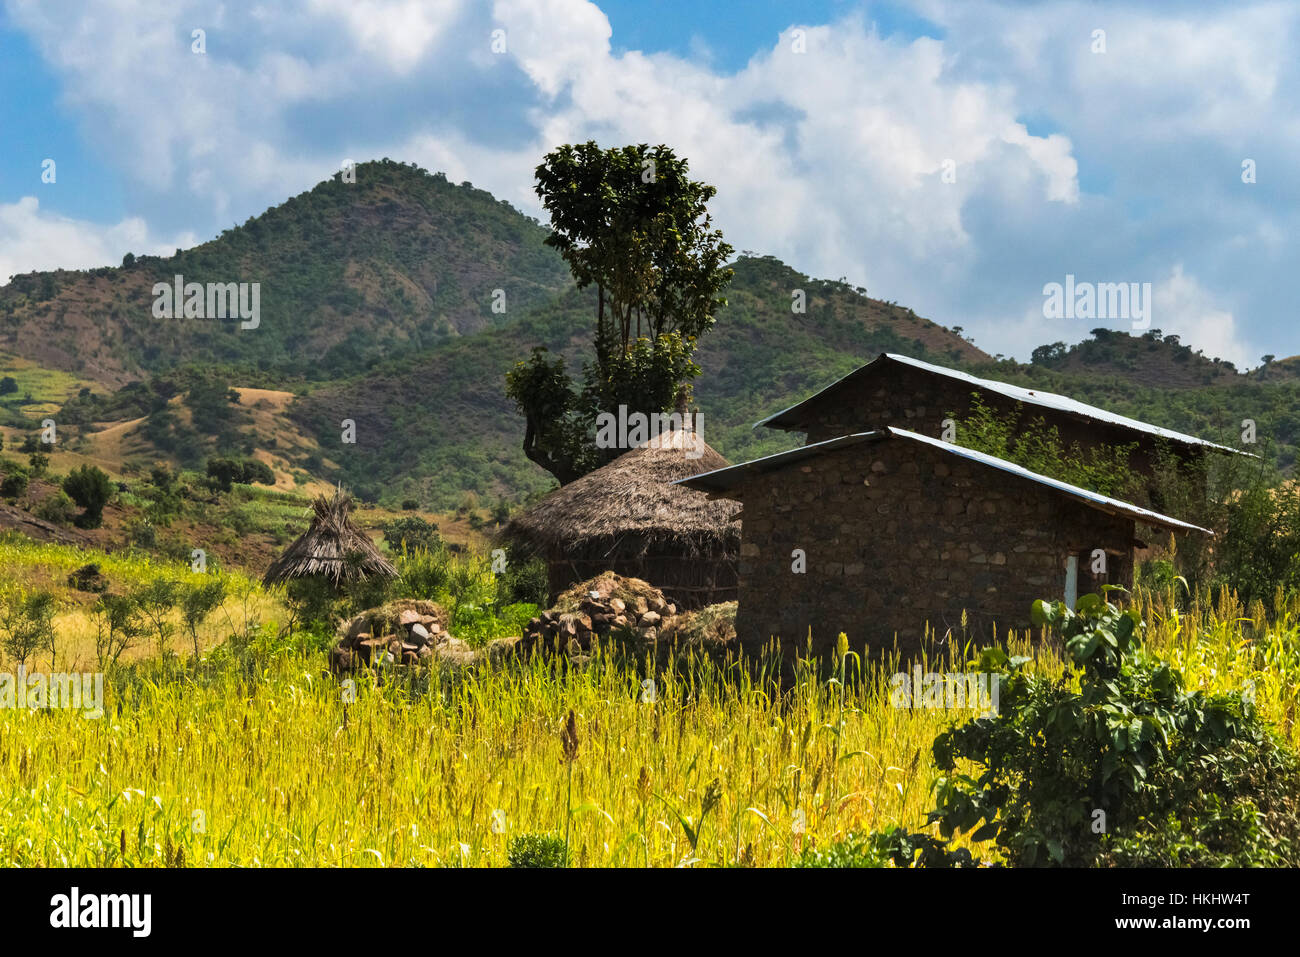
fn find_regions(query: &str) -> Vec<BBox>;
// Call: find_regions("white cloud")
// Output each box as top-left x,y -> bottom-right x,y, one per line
4,0 -> 1299,362
0,196 -> 196,284
1152,264 -> 1251,369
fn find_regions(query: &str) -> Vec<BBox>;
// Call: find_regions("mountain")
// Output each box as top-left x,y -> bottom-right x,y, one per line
0,160 -> 572,386
5,160 -> 1295,509
286,253 -> 990,506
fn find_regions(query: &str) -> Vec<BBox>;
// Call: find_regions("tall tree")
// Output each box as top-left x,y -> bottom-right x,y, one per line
507,142 -> 733,484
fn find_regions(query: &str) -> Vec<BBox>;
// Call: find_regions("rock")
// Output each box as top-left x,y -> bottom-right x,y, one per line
401,649 -> 420,666
329,645 -> 354,675
399,609 -> 421,626
409,622 -> 430,643
609,598 -> 626,613
639,611 -> 661,627
357,637 -> 386,664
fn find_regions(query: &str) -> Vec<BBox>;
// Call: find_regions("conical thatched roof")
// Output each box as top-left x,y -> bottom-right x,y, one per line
503,430 -> 741,558
263,489 -> 398,588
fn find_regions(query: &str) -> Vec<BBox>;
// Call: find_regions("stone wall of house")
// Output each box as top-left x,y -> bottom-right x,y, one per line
790,361 -> 1205,512
730,435 -> 1136,662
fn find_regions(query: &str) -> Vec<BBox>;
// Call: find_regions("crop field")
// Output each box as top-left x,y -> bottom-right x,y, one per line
1,536 -> 1296,868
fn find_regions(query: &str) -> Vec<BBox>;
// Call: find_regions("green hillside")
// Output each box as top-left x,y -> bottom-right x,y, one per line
0,160 -> 572,384
0,160 -> 1290,508
287,254 -> 990,506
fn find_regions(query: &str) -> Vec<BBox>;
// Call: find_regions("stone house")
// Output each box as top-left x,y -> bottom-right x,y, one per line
754,353 -> 1241,513
679,427 -> 1210,661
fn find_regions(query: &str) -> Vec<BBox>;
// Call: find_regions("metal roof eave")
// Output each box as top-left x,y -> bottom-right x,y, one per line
751,352 -> 1248,457
677,426 -> 1213,536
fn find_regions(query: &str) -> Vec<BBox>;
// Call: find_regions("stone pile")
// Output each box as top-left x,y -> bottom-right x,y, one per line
521,573 -> 678,655
329,598 -> 473,674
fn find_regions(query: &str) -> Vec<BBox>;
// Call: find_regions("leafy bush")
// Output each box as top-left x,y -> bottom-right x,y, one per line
125,517 -> 157,549
952,394 -> 1139,499
34,489 -> 77,525
0,468 -> 27,499
284,576 -> 339,631
497,550 -> 549,606
796,826 -> 972,868
91,592 -> 145,669
380,516 -> 441,554
506,833 -> 566,868
892,592 -> 1300,867
205,457 -> 275,492
63,464 -> 114,528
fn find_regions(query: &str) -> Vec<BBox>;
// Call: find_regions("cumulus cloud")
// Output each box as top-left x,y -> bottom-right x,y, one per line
0,196 -> 196,284
2,0 -> 1297,363
1151,264 -> 1251,369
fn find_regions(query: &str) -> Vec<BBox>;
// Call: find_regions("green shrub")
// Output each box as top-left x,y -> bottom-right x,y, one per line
497,550 -> 549,606
952,394 -> 1139,499
125,517 -> 157,549
205,457 -> 274,492
380,516 -> 441,554
506,833 -> 566,868
284,576 -> 340,630
0,469 -> 27,499
889,591 -> 1300,867
63,464 -> 114,528
0,587 -> 57,668
34,489 -> 77,525
796,827 -> 971,868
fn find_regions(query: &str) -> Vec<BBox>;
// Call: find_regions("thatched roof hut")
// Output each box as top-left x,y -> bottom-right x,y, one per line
263,489 -> 397,588
502,430 -> 741,609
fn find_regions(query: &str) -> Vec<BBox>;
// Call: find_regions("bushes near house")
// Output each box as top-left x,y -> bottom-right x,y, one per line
871,591 -> 1300,868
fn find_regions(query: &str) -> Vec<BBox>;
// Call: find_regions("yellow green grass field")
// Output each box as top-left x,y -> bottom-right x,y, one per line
1,539 -> 1298,867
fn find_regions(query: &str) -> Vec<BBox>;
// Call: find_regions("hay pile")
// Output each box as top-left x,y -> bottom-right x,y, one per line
264,489 -> 397,589
659,600 -> 737,648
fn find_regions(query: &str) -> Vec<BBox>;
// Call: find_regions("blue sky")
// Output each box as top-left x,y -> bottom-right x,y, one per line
0,0 -> 1295,368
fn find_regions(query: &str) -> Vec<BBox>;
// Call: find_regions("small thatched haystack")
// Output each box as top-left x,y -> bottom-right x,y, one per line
502,430 -> 741,609
263,489 -> 397,589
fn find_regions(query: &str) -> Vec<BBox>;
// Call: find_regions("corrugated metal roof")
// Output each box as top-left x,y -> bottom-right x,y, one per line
753,352 -> 1244,455
677,426 -> 1213,535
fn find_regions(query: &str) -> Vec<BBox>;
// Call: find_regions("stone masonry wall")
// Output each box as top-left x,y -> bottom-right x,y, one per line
794,362 -> 1203,511
731,436 -> 1136,662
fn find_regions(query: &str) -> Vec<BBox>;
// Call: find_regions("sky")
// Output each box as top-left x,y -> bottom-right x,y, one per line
0,0 -> 1293,368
